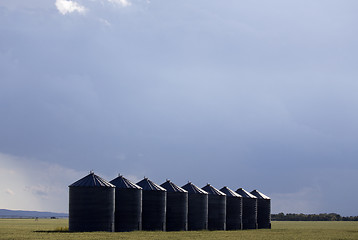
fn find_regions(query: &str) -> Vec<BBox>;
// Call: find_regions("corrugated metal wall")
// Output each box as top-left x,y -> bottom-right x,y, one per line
182,182 -> 208,231
251,190 -> 271,229
161,180 -> 188,231
220,187 -> 242,230
137,178 -> 167,231
187,193 -> 208,230
110,176 -> 142,232
256,198 -> 271,229
241,197 -> 257,229
113,188 -> 142,231
236,188 -> 257,230
226,196 -> 243,230
165,191 -> 188,231
69,187 -> 115,232
141,190 -> 166,231
206,194 -> 226,230
202,184 -> 226,230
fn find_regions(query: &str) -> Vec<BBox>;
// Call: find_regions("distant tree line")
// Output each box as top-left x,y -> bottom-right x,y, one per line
272,213 -> 358,221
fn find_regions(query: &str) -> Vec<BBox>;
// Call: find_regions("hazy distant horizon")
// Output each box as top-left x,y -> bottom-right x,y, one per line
3,207 -> 358,219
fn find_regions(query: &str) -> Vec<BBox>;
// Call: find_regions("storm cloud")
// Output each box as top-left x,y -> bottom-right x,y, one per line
1,0 -> 358,215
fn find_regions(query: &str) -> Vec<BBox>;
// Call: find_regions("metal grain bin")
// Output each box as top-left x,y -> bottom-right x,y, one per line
220,186 -> 243,230
202,184 -> 226,230
181,182 -> 208,231
136,178 -> 166,231
250,190 -> 271,229
69,172 -> 115,232
110,175 -> 142,232
160,180 -> 188,231
236,188 -> 257,230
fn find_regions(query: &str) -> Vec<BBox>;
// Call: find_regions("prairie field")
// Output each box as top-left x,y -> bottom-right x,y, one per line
1,219 -> 358,240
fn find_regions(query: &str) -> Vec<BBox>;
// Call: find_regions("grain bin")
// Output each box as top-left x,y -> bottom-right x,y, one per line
181,182 -> 208,231
202,184 -> 226,230
250,190 -> 271,229
160,180 -> 188,231
110,175 -> 142,232
220,186 -> 243,230
69,172 -> 115,232
236,188 -> 257,229
136,177 -> 166,231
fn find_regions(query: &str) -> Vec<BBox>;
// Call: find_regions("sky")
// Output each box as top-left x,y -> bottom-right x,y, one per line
0,0 -> 358,216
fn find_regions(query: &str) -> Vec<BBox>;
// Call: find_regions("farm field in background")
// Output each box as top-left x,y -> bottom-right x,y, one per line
1,219 -> 358,240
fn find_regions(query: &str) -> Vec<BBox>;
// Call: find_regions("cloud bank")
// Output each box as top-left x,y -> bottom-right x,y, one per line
0,153 -> 82,212
0,152 -> 142,212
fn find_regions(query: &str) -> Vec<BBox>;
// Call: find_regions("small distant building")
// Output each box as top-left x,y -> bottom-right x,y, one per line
69,172 -> 115,232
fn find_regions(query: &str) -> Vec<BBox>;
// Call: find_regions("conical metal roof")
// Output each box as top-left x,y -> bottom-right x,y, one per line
110,175 -> 142,189
160,180 -> 187,193
69,172 -> 115,187
182,182 -> 208,194
250,190 -> 270,200
202,184 -> 226,196
136,177 -> 166,191
220,186 -> 242,197
236,188 -> 257,198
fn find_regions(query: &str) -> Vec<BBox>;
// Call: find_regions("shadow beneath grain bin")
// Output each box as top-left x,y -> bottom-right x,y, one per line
34,227 -> 69,233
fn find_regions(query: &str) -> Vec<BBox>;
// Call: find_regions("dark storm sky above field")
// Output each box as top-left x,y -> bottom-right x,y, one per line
1,0 -> 358,215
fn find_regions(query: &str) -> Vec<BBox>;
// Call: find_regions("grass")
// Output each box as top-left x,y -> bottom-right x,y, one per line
0,219 -> 358,240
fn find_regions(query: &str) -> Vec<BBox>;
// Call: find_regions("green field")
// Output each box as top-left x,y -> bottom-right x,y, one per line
1,219 -> 358,240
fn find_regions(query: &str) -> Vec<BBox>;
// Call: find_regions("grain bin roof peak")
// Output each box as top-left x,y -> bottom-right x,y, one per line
69,172 -> 115,187
181,182 -> 208,194
236,188 -> 257,198
250,190 -> 270,199
160,180 -> 187,193
220,186 -> 242,197
202,184 -> 226,196
110,175 -> 142,189
136,177 -> 166,191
